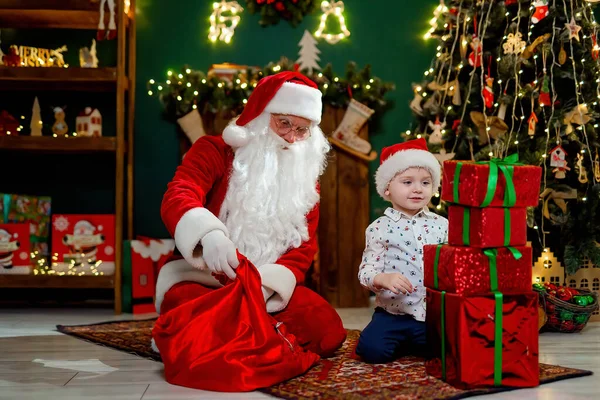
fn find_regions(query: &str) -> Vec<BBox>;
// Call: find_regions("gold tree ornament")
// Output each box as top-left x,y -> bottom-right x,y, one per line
522,33 -> 550,59
594,150 -> 600,183
540,187 -> 578,220
576,153 -> 589,183
503,32 -> 526,55
314,1 -> 350,44
563,104 -> 591,134
558,40 -> 567,65
470,111 -> 508,144
208,1 -> 244,44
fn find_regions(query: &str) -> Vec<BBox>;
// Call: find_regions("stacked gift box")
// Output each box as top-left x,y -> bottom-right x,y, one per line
0,193 -> 119,276
0,193 -> 52,274
423,157 -> 542,389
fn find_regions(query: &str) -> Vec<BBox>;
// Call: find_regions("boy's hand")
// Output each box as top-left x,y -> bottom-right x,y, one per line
373,273 -> 415,295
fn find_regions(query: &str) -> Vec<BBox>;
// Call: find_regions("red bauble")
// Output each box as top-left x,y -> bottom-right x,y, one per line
557,288 -> 572,302
547,315 -> 560,325
562,320 -> 575,330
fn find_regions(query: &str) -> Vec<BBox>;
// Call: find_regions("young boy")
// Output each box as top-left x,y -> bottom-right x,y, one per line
356,138 -> 448,364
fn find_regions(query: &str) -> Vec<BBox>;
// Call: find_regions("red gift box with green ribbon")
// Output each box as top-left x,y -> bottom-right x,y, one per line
447,206 -> 527,248
425,288 -> 539,389
441,155 -> 542,208
423,244 -> 532,295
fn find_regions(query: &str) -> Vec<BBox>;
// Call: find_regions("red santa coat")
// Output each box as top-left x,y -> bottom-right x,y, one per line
157,135 -> 319,314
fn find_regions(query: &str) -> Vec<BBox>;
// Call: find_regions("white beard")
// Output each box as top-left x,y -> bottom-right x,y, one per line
219,113 -> 330,267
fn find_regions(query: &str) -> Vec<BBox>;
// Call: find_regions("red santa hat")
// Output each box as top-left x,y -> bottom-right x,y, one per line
222,71 -> 322,148
375,138 -> 441,200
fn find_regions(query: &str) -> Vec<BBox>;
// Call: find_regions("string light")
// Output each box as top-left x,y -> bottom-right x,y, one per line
209,1 -> 243,44
315,1 -> 350,44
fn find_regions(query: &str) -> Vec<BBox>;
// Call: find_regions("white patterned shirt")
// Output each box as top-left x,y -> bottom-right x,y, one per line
358,207 -> 448,322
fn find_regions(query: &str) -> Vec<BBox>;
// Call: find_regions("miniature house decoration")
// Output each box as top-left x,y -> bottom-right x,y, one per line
532,247 -> 565,286
76,107 -> 102,137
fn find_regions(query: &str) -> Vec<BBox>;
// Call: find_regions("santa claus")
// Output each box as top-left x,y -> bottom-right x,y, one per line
154,71 -> 347,361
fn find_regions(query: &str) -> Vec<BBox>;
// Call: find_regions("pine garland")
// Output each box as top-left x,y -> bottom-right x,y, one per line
147,57 -> 395,131
244,0 -> 319,27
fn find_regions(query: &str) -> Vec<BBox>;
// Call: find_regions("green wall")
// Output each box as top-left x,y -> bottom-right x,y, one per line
134,0 -> 440,238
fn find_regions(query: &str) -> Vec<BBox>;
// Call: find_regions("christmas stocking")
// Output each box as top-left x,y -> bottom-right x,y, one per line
532,0 -> 549,24
332,99 -> 374,154
177,109 -> 206,144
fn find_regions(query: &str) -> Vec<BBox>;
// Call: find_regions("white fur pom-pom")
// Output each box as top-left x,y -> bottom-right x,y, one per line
222,124 -> 250,148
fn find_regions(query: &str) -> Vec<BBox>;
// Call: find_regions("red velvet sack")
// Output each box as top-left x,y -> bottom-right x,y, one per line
152,253 -> 320,392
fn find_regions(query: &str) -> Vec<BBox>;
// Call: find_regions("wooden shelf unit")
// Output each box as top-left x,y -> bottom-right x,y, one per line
0,67 -> 121,91
0,274 -> 115,289
0,136 -> 118,153
0,0 -> 136,314
0,0 -> 130,30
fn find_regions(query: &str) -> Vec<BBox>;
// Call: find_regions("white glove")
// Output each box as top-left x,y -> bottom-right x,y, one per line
200,230 -> 239,280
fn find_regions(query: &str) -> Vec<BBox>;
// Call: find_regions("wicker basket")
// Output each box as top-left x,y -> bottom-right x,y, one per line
537,288 -> 599,333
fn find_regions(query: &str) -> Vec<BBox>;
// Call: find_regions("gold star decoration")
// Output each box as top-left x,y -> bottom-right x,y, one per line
565,17 -> 581,42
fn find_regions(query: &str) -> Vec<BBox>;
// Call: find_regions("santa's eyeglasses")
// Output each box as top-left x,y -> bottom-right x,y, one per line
272,116 -> 311,141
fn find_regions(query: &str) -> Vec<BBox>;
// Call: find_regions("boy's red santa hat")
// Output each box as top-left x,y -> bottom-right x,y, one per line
375,138 -> 441,200
222,71 -> 322,148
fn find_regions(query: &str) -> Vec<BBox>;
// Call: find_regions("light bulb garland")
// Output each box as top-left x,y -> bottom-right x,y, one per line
208,1 -> 243,44
314,1 -> 350,44
147,57 -> 394,124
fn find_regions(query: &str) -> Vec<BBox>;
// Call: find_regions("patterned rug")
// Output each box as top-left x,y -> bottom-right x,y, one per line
56,319 -> 592,400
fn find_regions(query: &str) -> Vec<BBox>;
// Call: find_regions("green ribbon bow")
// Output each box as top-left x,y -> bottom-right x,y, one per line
434,245 -> 523,386
453,154 -> 524,207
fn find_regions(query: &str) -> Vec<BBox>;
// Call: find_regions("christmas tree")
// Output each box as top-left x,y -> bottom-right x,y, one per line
30,97 -> 42,136
296,29 -> 321,74
405,0 -> 600,273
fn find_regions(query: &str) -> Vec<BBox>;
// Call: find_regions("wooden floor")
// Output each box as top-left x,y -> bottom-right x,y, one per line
0,308 -> 597,399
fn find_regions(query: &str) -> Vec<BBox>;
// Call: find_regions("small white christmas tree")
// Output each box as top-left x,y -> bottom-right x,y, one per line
30,97 -> 43,136
296,30 -> 321,74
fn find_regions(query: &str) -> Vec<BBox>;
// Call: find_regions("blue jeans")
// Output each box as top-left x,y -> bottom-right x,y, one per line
356,307 -> 427,364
